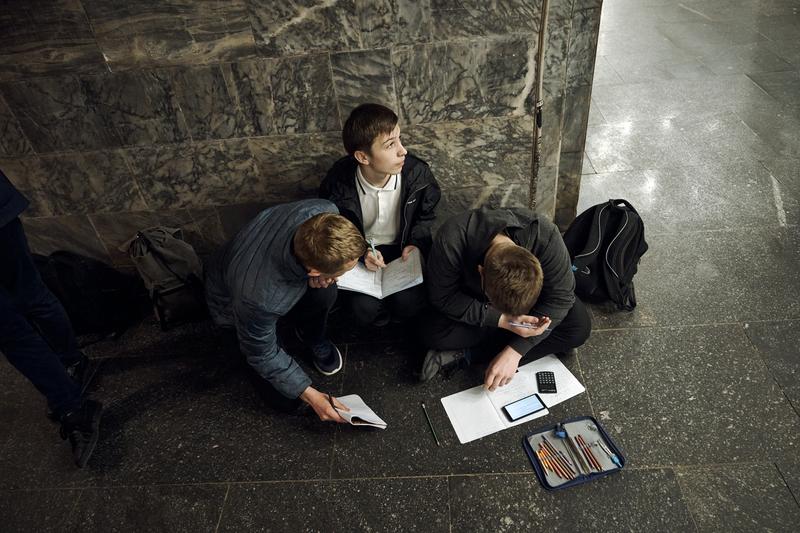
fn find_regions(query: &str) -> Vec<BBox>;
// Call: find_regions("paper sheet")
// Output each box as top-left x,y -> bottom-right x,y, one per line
336,394 -> 387,429
336,248 -> 423,299
441,354 -> 585,444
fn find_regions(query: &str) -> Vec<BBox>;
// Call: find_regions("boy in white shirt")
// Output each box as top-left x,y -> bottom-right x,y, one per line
320,103 -> 441,326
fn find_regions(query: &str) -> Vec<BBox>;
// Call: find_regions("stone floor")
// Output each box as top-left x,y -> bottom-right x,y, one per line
2,0 -> 799,531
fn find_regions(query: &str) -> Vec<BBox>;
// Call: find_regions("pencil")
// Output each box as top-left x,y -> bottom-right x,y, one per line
420,402 -> 441,447
541,436 -> 577,476
578,435 -> 603,471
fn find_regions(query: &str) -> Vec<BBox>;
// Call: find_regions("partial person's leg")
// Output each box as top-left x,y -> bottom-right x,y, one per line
384,283 -> 428,322
292,284 -> 338,343
419,309 -> 490,352
522,298 -> 592,360
1,218 -> 83,366
346,291 -> 387,327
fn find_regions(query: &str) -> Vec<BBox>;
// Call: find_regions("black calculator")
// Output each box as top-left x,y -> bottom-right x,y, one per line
536,371 -> 557,394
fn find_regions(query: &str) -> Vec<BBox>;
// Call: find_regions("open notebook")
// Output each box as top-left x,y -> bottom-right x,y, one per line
336,248 -> 423,299
334,394 -> 387,429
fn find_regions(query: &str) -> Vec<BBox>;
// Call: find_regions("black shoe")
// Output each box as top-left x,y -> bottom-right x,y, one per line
46,353 -> 93,422
311,341 -> 343,376
60,400 -> 103,468
419,348 -> 466,382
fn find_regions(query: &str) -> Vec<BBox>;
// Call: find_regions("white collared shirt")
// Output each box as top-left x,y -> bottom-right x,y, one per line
356,166 -> 403,246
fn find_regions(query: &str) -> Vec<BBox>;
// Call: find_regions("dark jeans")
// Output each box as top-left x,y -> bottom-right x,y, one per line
420,297 -> 592,363
345,244 -> 428,326
0,218 -> 83,418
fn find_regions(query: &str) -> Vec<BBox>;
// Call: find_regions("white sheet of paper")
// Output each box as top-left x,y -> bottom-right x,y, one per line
441,354 -> 585,444
336,263 -> 383,299
335,394 -> 387,429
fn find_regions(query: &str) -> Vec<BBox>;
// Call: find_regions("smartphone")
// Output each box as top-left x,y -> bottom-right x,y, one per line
502,393 -> 546,422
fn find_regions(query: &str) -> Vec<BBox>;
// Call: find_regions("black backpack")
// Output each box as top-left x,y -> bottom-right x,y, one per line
33,251 -> 146,338
562,199 -> 648,311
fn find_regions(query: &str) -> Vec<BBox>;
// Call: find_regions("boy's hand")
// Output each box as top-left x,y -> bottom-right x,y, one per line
299,386 -> 349,423
401,245 -> 418,261
364,249 -> 386,271
484,346 -> 523,391
499,313 -> 551,338
308,276 -> 335,289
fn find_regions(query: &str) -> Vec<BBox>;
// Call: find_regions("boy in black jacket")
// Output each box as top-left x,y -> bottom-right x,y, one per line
420,207 -> 592,390
320,103 -> 441,327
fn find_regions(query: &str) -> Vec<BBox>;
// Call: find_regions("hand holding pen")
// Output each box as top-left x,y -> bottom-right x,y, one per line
364,239 -> 386,271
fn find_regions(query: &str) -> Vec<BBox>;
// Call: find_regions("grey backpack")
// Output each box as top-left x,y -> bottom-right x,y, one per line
123,227 -> 207,330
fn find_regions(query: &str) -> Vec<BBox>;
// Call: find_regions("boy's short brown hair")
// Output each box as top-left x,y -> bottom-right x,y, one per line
294,213 -> 367,274
484,244 -> 544,316
342,103 -> 398,156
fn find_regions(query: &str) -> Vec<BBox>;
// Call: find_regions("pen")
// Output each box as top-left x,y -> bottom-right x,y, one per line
368,238 -> 377,258
420,402 -> 441,446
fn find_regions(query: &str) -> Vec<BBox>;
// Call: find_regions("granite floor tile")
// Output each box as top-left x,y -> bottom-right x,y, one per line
576,159 -> 782,234
584,120 -> 699,173
82,349 -> 341,485
697,42 -> 794,75
591,74 -> 768,124
677,465 -> 800,533
747,70 -> 800,105
329,342 -> 592,478
579,324 -> 800,467
657,20 -> 768,53
734,98 -> 800,158
449,469 -> 695,533
585,227 -> 800,329
0,489 -> 81,533
765,38 -> 800,67
218,478 -> 450,533
65,485 -> 228,533
759,155 -> 800,226
605,47 -> 713,84
777,462 -> 800,500
744,319 -> 800,408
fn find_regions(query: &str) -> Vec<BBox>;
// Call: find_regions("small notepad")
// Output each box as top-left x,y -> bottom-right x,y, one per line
335,394 -> 387,429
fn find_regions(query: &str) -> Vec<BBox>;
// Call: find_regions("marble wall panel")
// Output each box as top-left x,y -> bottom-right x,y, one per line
436,182 -> 531,228
540,93 -> 565,169
331,49 -> 398,119
0,0 -> 107,82
404,117 -> 533,190
81,0 -> 257,70
393,36 -> 537,125
534,164 -> 558,219
187,208 -> 228,256
216,202 -> 273,241
127,139 -> 260,209
22,215 -> 111,263
0,76 -> 121,153
39,150 -> 148,215
82,70 -> 190,147
561,85 -> 592,153
169,65 -> 255,141
90,208 -> 197,266
565,8 -> 602,89
554,151 -> 583,229
0,95 -> 33,157
270,54 -> 341,134
430,0 -> 542,39
229,60 -> 277,137
0,157 -> 56,217
247,0 -> 361,57
248,133 -> 345,202
542,0 -> 572,97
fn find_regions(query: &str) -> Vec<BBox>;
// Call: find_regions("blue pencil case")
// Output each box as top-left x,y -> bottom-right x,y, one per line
523,415 -> 625,491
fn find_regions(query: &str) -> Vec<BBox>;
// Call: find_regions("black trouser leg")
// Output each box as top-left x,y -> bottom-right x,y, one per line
0,218 -> 82,418
289,284 -> 337,344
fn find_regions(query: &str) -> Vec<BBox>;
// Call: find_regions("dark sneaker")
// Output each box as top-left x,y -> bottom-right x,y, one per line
46,353 -> 93,422
311,341 -> 343,376
60,400 -> 103,468
420,349 -> 466,382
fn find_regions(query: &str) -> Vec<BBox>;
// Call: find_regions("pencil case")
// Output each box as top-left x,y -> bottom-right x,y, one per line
522,415 -> 625,491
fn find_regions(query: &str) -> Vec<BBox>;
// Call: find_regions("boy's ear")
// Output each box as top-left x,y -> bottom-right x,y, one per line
307,267 -> 322,277
354,149 -> 370,166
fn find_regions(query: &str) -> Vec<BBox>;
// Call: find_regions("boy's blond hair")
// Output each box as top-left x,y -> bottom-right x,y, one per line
294,213 -> 367,274
484,244 -> 543,316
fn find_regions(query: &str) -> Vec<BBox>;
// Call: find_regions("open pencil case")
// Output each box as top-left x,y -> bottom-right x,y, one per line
523,415 -> 625,491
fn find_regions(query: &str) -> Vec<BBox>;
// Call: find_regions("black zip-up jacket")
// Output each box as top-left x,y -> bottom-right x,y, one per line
319,153 -> 441,256
427,207 -> 576,355
0,169 -> 29,228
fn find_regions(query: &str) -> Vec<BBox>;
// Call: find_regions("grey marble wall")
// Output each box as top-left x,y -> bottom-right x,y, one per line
0,0 -> 600,264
